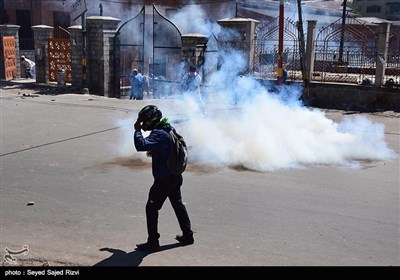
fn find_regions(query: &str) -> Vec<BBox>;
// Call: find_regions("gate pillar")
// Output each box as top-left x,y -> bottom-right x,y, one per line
217,18 -> 259,73
375,22 -> 391,87
68,25 -> 84,89
306,20 -> 317,82
181,33 -> 208,69
32,25 -> 54,83
0,25 -> 20,80
86,16 -> 121,97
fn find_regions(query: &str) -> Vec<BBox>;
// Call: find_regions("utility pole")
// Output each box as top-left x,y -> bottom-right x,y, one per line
71,0 -> 88,88
277,0 -> 284,86
338,0 -> 347,64
235,2 -> 238,18
30,0 -> 33,27
81,11 -> 87,88
297,0 -> 308,85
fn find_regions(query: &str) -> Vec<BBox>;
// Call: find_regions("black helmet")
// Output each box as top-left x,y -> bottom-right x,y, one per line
189,64 -> 196,72
138,105 -> 162,131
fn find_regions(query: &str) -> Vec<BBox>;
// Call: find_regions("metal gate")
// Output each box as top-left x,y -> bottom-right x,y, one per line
48,26 -> 71,83
152,4 -> 183,98
313,16 -> 377,84
252,17 -> 301,82
2,36 -> 16,81
114,6 -> 145,98
386,25 -> 400,86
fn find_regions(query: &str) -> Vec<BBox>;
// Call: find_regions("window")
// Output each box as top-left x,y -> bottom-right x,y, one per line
366,5 -> 381,13
387,3 -> 400,15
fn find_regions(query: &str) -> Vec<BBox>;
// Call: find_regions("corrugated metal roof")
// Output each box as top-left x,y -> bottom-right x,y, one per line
356,17 -> 393,25
237,1 -> 349,24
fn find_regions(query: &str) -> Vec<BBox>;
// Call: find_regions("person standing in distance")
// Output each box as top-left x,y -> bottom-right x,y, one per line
133,105 -> 194,251
181,64 -> 207,116
129,69 -> 144,100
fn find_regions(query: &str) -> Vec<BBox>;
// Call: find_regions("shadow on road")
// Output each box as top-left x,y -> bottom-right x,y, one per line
94,243 -> 182,266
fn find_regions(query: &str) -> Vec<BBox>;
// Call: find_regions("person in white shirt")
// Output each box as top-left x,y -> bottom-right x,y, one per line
20,55 -> 36,78
181,64 -> 207,116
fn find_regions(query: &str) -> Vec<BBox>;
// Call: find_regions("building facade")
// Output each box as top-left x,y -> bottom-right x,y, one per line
0,0 -> 236,51
0,0 -> 76,50
351,0 -> 400,21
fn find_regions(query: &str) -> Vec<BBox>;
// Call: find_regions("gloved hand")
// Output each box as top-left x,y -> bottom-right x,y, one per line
134,119 -> 142,131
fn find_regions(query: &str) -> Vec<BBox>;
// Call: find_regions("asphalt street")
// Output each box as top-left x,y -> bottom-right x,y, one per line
0,81 -> 399,268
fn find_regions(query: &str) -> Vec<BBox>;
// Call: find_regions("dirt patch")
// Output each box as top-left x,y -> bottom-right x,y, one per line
95,157 -> 151,172
94,157 -> 222,175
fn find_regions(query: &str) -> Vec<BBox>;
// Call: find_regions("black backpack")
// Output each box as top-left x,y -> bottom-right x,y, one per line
167,127 -> 188,175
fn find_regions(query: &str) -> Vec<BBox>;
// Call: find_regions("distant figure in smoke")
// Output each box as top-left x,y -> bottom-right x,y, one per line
20,55 -> 35,79
142,72 -> 151,98
153,75 -> 167,99
129,68 -> 144,100
133,105 -> 194,251
282,69 -> 287,84
181,64 -> 207,116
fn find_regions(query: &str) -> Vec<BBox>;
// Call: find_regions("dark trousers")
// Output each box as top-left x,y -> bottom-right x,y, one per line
146,175 -> 192,241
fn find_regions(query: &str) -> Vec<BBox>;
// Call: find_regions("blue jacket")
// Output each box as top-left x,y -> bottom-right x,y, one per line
131,73 -> 144,95
134,124 -> 173,179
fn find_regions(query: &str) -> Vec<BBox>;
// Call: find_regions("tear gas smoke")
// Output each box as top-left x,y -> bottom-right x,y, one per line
114,5 -> 396,171
116,65 -> 396,171
178,94 -> 396,171
169,4 -> 221,35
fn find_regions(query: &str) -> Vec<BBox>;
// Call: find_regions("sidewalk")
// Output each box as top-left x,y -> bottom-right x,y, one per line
1,78 -> 82,95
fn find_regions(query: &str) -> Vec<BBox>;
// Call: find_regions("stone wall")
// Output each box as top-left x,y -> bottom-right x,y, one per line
306,83 -> 400,112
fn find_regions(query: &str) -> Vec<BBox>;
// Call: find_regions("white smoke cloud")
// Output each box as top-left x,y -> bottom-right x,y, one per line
114,3 -> 396,172
169,4 -> 221,35
174,83 -> 396,171
116,76 -> 396,172
169,45 -> 396,171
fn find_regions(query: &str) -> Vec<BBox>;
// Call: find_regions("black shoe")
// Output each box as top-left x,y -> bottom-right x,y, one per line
136,240 -> 160,251
175,234 -> 194,245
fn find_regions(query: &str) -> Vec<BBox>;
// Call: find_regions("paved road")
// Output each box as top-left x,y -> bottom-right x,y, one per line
1,82 -> 399,268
